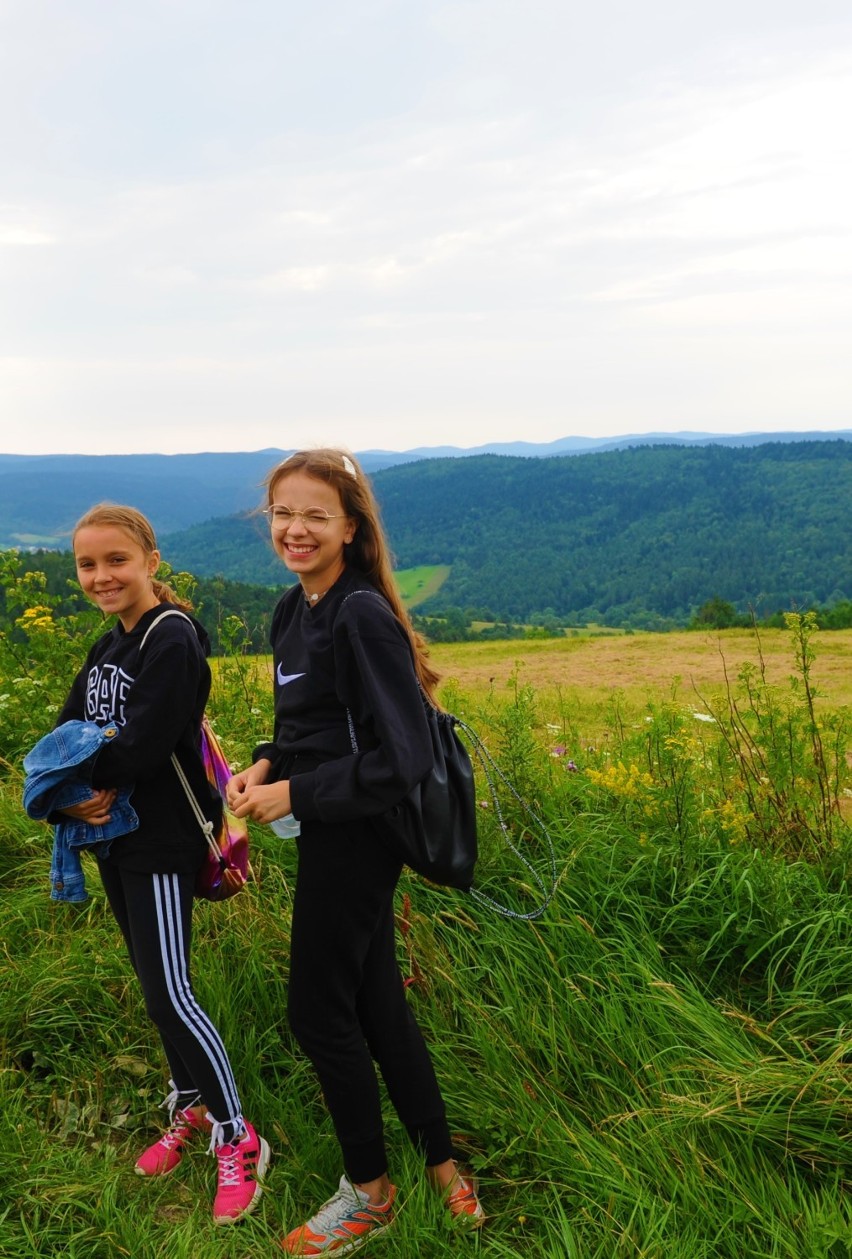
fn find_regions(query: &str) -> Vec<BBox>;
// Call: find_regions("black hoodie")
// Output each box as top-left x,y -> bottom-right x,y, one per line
57,603 -> 221,873
255,567 -> 434,827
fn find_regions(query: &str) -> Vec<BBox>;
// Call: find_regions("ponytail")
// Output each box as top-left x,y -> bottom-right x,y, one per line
151,577 -> 193,611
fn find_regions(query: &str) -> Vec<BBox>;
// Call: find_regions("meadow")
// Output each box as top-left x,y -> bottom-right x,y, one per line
1,589 -> 851,1258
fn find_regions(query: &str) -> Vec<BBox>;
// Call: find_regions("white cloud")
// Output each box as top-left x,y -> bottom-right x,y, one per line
0,1 -> 851,452
0,227 -> 55,246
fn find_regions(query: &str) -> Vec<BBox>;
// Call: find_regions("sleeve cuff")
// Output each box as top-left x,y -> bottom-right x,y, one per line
288,773 -> 320,822
252,742 -> 278,766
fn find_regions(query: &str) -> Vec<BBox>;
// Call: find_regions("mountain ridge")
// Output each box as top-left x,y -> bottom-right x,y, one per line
4,440 -> 849,628
159,441 -> 852,626
1,431 -> 849,547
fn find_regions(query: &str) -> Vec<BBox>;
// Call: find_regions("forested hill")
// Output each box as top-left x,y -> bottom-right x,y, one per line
162,441 -> 851,625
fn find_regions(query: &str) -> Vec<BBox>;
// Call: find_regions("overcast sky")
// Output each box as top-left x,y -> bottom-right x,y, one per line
1,0 -> 850,455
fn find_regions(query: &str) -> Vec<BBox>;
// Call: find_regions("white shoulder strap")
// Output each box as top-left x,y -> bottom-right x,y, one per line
139,608 -> 194,652
137,608 -> 218,855
170,748 -> 219,852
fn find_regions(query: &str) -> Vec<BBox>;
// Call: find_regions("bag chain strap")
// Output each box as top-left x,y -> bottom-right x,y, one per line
454,717 -> 558,921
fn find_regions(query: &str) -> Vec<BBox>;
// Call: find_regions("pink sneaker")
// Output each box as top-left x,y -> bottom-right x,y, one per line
134,1106 -> 209,1177
212,1120 -> 270,1225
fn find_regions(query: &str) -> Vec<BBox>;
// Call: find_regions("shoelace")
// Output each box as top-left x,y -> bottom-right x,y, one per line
161,1083 -> 181,1114
159,1121 -> 190,1151
216,1146 -> 243,1187
208,1118 -> 246,1155
310,1183 -> 364,1230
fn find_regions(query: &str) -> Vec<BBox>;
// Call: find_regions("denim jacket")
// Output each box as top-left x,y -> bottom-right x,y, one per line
22,720 -> 139,902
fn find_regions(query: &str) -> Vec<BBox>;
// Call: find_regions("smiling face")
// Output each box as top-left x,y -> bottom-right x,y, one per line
74,524 -> 161,630
268,470 -> 357,598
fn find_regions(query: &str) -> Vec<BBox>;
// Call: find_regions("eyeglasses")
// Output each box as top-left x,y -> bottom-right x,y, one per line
263,505 -> 349,532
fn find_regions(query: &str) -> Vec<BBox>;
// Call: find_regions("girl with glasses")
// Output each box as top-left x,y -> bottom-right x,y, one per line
228,448 -> 484,1254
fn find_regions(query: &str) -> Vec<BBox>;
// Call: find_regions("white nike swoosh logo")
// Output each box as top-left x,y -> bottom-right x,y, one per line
277,666 -> 306,686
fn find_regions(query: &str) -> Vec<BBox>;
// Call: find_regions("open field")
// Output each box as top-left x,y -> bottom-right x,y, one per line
430,627 -> 852,726
3,615 -> 852,1256
239,627 -> 852,747
396,564 -> 450,607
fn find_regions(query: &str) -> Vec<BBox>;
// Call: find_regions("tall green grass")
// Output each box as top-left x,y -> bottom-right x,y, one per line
2,569 -> 852,1257
4,783 -> 852,1257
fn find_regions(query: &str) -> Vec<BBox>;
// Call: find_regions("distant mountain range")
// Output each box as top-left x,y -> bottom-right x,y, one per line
359,430 -> 852,466
2,438 -> 850,626
1,431 -> 849,547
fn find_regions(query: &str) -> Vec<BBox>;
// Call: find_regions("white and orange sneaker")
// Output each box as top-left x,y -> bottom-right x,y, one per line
445,1166 -> 485,1227
281,1175 -> 396,1254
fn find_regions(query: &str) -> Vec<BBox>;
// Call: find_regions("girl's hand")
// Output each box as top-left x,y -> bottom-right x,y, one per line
231,780 -> 292,825
226,759 -> 271,809
59,789 -> 117,826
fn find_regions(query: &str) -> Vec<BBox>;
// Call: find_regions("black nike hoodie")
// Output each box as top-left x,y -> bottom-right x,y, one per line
254,567 -> 434,826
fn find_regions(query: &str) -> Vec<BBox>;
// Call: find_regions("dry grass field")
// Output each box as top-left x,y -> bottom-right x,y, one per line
430,627 -> 852,735
238,626 -> 851,750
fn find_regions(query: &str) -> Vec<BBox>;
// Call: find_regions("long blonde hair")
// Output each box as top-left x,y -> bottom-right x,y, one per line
72,503 -> 193,611
264,449 -> 441,701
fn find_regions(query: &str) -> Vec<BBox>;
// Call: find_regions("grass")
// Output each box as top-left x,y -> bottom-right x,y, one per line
430,626 -> 852,736
2,625 -> 852,1257
222,622 -> 852,746
395,566 -> 451,608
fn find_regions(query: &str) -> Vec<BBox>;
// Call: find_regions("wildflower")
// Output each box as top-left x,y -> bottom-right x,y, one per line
550,744 -> 566,758
706,798 -> 751,844
692,712 -> 715,724
16,605 -> 55,631
565,760 -> 578,772
586,761 -> 655,800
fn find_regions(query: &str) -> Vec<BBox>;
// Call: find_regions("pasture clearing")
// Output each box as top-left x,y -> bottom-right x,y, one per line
431,626 -> 852,729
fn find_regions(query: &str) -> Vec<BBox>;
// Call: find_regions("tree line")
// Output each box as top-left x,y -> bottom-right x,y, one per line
162,441 -> 851,629
2,440 -> 850,642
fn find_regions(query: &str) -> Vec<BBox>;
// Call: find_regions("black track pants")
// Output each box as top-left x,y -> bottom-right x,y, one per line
98,860 -> 243,1132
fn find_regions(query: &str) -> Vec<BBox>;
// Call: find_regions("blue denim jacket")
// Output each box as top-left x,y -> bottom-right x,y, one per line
22,720 -> 139,902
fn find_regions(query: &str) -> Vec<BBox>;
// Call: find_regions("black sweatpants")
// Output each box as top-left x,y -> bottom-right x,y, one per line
288,819 -> 454,1183
98,859 -> 243,1137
